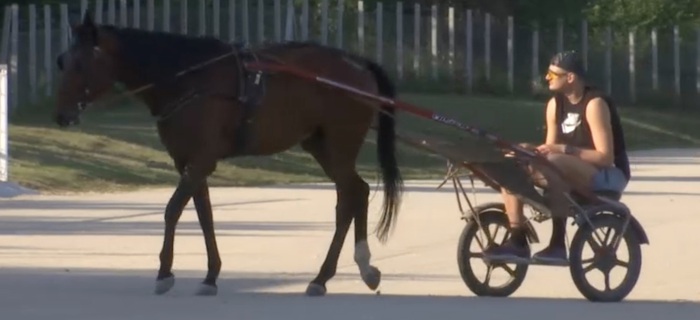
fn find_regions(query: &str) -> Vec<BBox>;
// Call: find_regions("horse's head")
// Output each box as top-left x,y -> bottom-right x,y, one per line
54,11 -> 116,127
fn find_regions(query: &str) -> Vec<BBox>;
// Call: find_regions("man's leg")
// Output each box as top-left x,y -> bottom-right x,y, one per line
482,143 -> 540,261
481,187 -> 532,261
532,153 -> 598,263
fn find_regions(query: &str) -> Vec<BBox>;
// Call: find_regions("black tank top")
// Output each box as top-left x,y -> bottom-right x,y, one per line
553,86 -> 631,181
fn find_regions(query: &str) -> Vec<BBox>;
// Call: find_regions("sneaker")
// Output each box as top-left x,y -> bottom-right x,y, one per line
483,239 -> 531,263
532,245 -> 568,265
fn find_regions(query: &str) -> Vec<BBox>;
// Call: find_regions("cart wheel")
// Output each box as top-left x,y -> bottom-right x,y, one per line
569,213 -> 642,302
457,206 -> 528,297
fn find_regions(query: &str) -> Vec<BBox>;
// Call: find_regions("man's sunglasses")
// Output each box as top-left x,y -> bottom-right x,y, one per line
545,70 -> 568,80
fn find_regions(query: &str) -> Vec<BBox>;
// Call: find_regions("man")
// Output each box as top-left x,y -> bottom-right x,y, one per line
483,50 -> 631,264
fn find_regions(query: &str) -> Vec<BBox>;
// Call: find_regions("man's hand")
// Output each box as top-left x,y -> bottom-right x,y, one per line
536,143 -> 566,155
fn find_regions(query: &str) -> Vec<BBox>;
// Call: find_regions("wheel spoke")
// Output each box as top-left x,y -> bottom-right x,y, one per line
469,251 -> 484,258
602,227 -> 613,246
586,236 -> 601,251
615,259 -> 629,268
483,265 -> 494,286
498,264 -> 516,277
604,271 -> 612,291
474,231 -> 486,251
583,262 -> 597,274
492,225 -> 503,245
581,257 -> 595,264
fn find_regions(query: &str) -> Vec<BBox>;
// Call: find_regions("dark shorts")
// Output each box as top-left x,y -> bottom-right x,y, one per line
591,166 -> 628,193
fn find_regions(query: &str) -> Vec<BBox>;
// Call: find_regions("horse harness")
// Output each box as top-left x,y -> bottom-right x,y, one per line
156,42 -> 267,156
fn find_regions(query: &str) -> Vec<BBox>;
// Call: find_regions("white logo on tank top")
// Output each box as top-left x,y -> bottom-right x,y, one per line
562,112 -> 581,134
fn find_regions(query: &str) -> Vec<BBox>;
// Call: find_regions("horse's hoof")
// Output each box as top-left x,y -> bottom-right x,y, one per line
195,283 -> 218,296
361,266 -> 381,291
154,275 -> 175,295
305,283 -> 327,297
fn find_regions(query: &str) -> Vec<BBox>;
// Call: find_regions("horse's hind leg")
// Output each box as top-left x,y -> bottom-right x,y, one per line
301,129 -> 380,296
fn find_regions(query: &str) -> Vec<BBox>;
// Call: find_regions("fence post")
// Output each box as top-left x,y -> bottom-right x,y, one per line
484,12 -> 491,82
531,21 -> 539,94
465,9 -> 472,93
556,18 -> 563,52
95,0 -> 103,24
181,0 -> 189,35
507,16 -> 513,93
357,1 -> 364,54
696,26 -> 700,98
412,3 -> 419,76
120,0 -> 127,27
147,0 -> 154,31
228,0 -> 235,40
163,0 -> 171,32
43,4 -> 52,97
674,25 -> 680,104
9,4 -> 17,112
581,19 -> 588,71
213,0 -> 220,38
28,4 -> 37,104
651,28 -> 658,91
81,0 -> 88,17
108,0 -> 115,25
320,0 -> 328,45
0,64 -> 7,182
376,2 -> 382,64
430,4 -> 437,79
301,0 -> 308,41
199,0 -> 206,36
336,0 -> 345,48
628,28 -> 636,104
448,6 -> 454,79
133,0 -> 140,29
258,0 -> 264,42
604,25 -> 612,95
396,1 -> 403,80
274,0 -> 281,42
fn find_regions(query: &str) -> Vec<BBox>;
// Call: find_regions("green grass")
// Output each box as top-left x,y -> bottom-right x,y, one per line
7,93 -> 700,194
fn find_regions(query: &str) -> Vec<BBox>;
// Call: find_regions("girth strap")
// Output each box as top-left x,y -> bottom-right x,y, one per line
231,43 -> 266,156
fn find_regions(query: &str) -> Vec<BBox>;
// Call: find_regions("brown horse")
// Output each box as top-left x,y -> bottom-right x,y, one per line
54,12 -> 403,297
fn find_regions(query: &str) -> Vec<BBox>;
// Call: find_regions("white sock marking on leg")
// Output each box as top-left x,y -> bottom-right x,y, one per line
354,240 -> 371,275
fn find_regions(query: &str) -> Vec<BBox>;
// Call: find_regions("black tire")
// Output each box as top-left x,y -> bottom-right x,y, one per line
457,205 -> 528,297
569,213 -> 643,302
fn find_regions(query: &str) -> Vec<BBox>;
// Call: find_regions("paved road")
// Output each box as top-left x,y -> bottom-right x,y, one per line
1,149 -> 699,319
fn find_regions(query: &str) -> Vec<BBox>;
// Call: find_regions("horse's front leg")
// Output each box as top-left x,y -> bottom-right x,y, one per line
154,163 -> 213,295
192,179 -> 222,296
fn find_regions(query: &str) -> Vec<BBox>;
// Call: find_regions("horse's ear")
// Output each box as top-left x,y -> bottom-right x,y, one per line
79,10 -> 99,46
82,9 -> 95,27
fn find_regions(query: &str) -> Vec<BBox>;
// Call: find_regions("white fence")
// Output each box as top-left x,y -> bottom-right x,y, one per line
0,0 -> 699,115
0,63 -> 7,182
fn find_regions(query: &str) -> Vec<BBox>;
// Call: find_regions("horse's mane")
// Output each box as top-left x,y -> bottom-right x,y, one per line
100,25 -> 234,83
99,24 -> 369,84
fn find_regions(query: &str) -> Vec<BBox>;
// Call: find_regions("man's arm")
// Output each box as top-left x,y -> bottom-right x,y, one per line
573,97 -> 615,167
544,97 -> 558,145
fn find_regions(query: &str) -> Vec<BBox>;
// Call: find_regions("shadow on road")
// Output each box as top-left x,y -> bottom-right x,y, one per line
0,267 -> 696,320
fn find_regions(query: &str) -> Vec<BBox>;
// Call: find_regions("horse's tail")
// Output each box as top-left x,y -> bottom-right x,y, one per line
364,60 -> 404,244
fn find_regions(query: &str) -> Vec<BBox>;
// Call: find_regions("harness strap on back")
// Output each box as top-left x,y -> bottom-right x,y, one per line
231,44 -> 266,156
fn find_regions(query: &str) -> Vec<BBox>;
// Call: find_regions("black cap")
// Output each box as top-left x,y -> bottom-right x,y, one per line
550,50 -> 586,79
